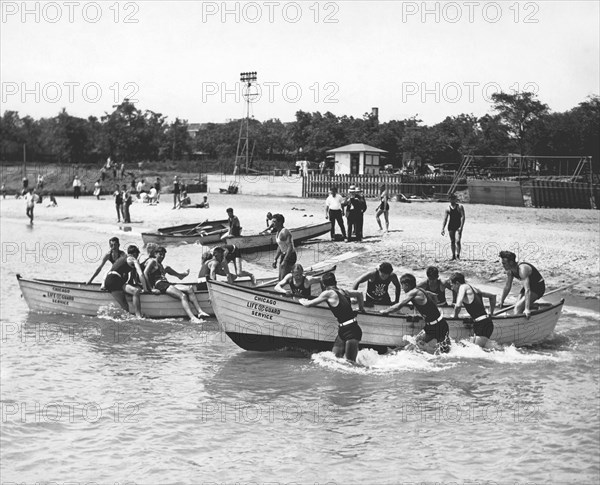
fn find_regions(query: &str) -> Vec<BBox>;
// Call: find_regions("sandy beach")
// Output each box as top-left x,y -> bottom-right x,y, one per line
2,178 -> 598,309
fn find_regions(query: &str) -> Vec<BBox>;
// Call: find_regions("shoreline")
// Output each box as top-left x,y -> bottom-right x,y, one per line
2,190 -> 599,309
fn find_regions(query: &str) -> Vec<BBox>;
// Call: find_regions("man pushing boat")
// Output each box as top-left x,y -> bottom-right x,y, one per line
299,272 -> 365,363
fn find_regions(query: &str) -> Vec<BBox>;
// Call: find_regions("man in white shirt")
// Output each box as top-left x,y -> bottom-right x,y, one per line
325,186 -> 347,241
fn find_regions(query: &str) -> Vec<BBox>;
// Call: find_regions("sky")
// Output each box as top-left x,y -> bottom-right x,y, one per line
1,0 -> 599,125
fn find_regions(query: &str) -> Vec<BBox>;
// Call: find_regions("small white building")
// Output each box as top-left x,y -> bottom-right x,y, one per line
326,143 -> 387,175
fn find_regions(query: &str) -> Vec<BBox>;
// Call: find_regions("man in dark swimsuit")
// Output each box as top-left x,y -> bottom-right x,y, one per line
380,273 -> 451,354
274,263 -> 319,298
417,266 -> 455,306
87,237 -> 126,285
352,262 -> 401,307
499,250 -> 546,318
450,272 -> 497,347
441,194 -> 465,260
102,245 -> 149,318
299,272 -> 365,363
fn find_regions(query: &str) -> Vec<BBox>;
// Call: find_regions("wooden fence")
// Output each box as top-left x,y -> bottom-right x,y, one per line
302,174 -> 458,198
530,180 -> 599,209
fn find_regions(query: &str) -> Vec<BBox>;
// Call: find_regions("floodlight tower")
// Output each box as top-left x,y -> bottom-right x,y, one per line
234,71 -> 258,173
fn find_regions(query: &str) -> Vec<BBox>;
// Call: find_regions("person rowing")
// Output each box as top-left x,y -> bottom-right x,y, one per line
102,245 -> 149,318
380,273 -> 451,354
274,263 -> 319,298
450,272 -> 497,348
144,246 -> 209,323
498,250 -> 545,318
87,237 -> 126,285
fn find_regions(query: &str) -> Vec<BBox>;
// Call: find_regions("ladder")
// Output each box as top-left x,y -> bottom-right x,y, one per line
448,155 -> 473,195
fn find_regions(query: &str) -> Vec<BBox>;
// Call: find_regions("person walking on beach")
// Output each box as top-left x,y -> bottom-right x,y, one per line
376,184 -> 390,232
275,264 -> 319,297
353,262 -> 401,307
450,272 -> 497,348
380,273 -> 451,354
102,245 -> 149,318
144,247 -> 209,322
93,180 -> 102,199
21,177 -> 29,196
24,188 -> 38,224
87,237 -> 126,285
441,194 -> 465,260
498,250 -> 545,318
37,174 -> 44,191
72,175 -> 82,199
300,272 -> 365,363
325,186 -> 346,241
155,177 -> 161,202
172,176 -> 181,209
122,185 -> 133,223
272,213 -> 297,280
113,185 -> 124,222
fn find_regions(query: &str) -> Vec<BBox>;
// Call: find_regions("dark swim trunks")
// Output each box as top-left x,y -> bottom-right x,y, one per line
104,274 -> 126,292
365,294 -> 392,307
473,317 -> 494,339
154,280 -> 171,294
520,280 -> 546,298
338,320 -> 362,341
423,318 -> 451,353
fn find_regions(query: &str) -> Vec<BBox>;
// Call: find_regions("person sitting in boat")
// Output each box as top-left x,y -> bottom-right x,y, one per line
102,245 -> 149,318
274,264 -> 319,298
272,214 -> 296,280
417,266 -> 455,306
352,262 -> 401,307
260,212 -> 276,234
498,250 -> 545,319
87,237 -> 126,285
221,207 -> 242,239
299,272 -> 365,363
450,272 -> 497,348
198,247 -> 236,285
144,246 -> 208,322
219,244 -> 256,285
380,273 -> 451,354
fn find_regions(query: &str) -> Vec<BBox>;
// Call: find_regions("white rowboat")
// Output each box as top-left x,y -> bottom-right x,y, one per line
207,281 -> 565,352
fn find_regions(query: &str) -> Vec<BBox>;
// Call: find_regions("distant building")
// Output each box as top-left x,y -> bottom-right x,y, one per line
187,123 -> 206,138
326,143 -> 387,175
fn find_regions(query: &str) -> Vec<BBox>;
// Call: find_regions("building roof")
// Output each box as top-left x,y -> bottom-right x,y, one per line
326,143 -> 388,154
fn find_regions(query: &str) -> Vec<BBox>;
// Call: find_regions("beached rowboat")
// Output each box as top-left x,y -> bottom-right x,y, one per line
141,219 -> 229,246
224,221 -> 330,252
207,281 -> 565,352
16,265 -> 334,319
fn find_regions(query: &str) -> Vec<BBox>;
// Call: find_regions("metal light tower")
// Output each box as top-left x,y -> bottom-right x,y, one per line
234,71 -> 258,173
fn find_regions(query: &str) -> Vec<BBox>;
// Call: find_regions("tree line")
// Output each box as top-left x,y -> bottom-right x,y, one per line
1,93 -> 598,170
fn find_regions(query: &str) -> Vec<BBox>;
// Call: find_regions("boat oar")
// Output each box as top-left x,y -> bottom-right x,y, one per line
492,281 -> 579,316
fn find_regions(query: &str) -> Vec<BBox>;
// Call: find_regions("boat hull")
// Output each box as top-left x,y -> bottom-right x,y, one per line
208,281 -> 564,351
16,265 -> 334,319
224,221 -> 330,252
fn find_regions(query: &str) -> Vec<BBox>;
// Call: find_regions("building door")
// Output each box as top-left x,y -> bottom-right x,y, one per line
350,154 -> 359,174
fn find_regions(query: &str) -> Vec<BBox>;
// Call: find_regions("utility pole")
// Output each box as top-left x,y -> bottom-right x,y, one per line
234,71 -> 258,174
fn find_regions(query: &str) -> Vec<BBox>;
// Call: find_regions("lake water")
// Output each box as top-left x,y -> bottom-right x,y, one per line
1,216 -> 599,485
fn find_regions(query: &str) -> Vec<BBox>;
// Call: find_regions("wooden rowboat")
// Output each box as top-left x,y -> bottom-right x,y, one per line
207,281 -> 565,352
224,221 -> 330,252
16,265 -> 334,319
141,219 -> 229,246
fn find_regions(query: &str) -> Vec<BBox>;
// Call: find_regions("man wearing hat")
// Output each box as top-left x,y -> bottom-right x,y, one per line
345,185 -> 367,242
441,193 -> 465,260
